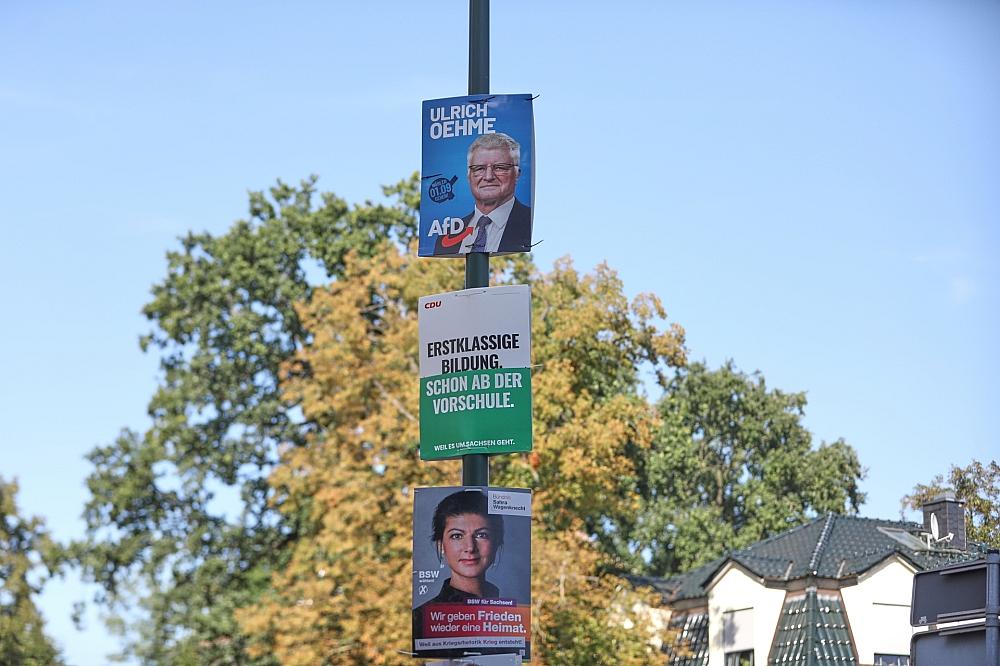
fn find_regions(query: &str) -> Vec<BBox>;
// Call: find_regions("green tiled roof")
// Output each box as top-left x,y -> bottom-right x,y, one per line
767,589 -> 856,665
651,514 -> 985,602
630,558 -> 725,603
663,612 -> 709,666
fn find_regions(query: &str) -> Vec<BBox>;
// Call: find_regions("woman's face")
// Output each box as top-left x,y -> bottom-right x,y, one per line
441,513 -> 496,583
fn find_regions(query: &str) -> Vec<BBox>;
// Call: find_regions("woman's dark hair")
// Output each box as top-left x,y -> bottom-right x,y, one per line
431,490 -> 505,548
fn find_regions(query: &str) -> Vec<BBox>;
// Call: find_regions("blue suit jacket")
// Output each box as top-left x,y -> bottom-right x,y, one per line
433,199 -> 532,256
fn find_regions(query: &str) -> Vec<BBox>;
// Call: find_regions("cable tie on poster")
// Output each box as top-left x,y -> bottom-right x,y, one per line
422,172 -> 443,180
526,94 -> 539,101
455,288 -> 489,298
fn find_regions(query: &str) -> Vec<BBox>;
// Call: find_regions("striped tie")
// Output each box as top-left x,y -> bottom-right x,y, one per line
470,216 -> 492,253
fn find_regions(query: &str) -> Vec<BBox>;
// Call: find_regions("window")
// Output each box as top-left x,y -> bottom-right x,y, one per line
722,607 -> 754,651
873,655 -> 908,666
725,650 -> 753,666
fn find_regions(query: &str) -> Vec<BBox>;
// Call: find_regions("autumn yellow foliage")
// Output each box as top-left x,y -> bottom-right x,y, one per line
236,241 -> 685,664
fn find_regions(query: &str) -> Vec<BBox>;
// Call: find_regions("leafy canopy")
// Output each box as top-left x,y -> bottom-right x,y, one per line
73,176 -> 419,663
0,477 -> 65,666
602,361 -> 866,576
72,172 -> 866,663
902,459 -> 1000,548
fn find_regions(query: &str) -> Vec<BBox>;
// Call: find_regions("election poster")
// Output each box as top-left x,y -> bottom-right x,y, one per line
412,487 -> 531,660
419,94 -> 535,257
418,285 -> 532,460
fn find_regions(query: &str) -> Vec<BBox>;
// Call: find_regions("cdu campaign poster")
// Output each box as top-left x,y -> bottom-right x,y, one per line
412,487 -> 531,660
419,94 -> 535,257
418,285 -> 532,460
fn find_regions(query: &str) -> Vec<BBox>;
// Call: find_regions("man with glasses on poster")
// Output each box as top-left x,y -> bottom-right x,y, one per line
435,132 -> 532,256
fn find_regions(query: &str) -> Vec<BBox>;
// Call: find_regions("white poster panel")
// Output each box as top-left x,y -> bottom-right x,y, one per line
418,286 -> 532,460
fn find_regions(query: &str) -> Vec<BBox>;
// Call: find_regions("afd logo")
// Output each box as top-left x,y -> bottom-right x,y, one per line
423,301 -> 443,309
426,217 -> 474,249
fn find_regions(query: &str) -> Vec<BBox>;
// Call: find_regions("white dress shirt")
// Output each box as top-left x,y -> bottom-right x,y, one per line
458,196 -> 515,254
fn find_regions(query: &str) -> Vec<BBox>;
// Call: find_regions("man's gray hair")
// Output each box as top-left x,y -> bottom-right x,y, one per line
467,132 -> 521,167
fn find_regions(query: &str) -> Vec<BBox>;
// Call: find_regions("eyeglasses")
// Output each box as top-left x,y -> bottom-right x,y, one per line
468,163 -> 516,176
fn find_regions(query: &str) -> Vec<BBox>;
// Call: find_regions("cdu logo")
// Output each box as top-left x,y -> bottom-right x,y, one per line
423,301 -> 442,309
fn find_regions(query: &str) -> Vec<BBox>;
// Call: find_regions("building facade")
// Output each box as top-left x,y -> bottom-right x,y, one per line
638,495 -> 982,666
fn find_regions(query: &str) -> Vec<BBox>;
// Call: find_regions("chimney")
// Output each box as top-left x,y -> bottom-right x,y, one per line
921,492 -> 967,551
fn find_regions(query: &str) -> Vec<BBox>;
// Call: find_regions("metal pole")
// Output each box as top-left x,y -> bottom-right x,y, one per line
463,0 -> 490,488
986,550 -> 999,666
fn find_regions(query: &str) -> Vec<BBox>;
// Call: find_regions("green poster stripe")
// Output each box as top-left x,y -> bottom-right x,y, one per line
420,368 -> 532,460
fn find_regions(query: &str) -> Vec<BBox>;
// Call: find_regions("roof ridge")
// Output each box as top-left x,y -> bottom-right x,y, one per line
804,589 -> 819,658
807,512 -> 835,573
838,513 -> 921,529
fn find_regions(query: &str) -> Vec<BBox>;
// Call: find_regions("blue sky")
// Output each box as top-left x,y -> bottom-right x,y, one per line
1,1 -> 997,663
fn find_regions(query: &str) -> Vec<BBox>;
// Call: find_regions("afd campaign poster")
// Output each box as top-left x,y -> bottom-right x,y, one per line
418,285 -> 532,460
419,94 -> 535,257
412,487 -> 531,660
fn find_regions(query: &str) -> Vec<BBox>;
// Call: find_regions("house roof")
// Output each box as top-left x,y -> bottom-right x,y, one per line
648,513 -> 986,603
630,558 -> 725,604
663,611 -> 709,666
768,589 -> 856,665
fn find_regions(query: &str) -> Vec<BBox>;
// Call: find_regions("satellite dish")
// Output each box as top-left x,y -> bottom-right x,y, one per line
930,513 -> 940,541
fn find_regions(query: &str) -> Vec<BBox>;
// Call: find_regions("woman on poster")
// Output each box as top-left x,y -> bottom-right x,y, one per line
422,489 -> 505,603
413,489 -> 508,654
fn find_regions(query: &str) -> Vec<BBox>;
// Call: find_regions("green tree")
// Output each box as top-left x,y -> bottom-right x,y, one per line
902,459 -> 1000,548
0,477 -> 65,666
72,175 -> 420,663
74,171 -> 869,662
604,361 -> 866,576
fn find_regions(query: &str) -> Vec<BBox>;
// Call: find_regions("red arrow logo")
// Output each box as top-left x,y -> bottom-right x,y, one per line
440,227 -> 474,248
